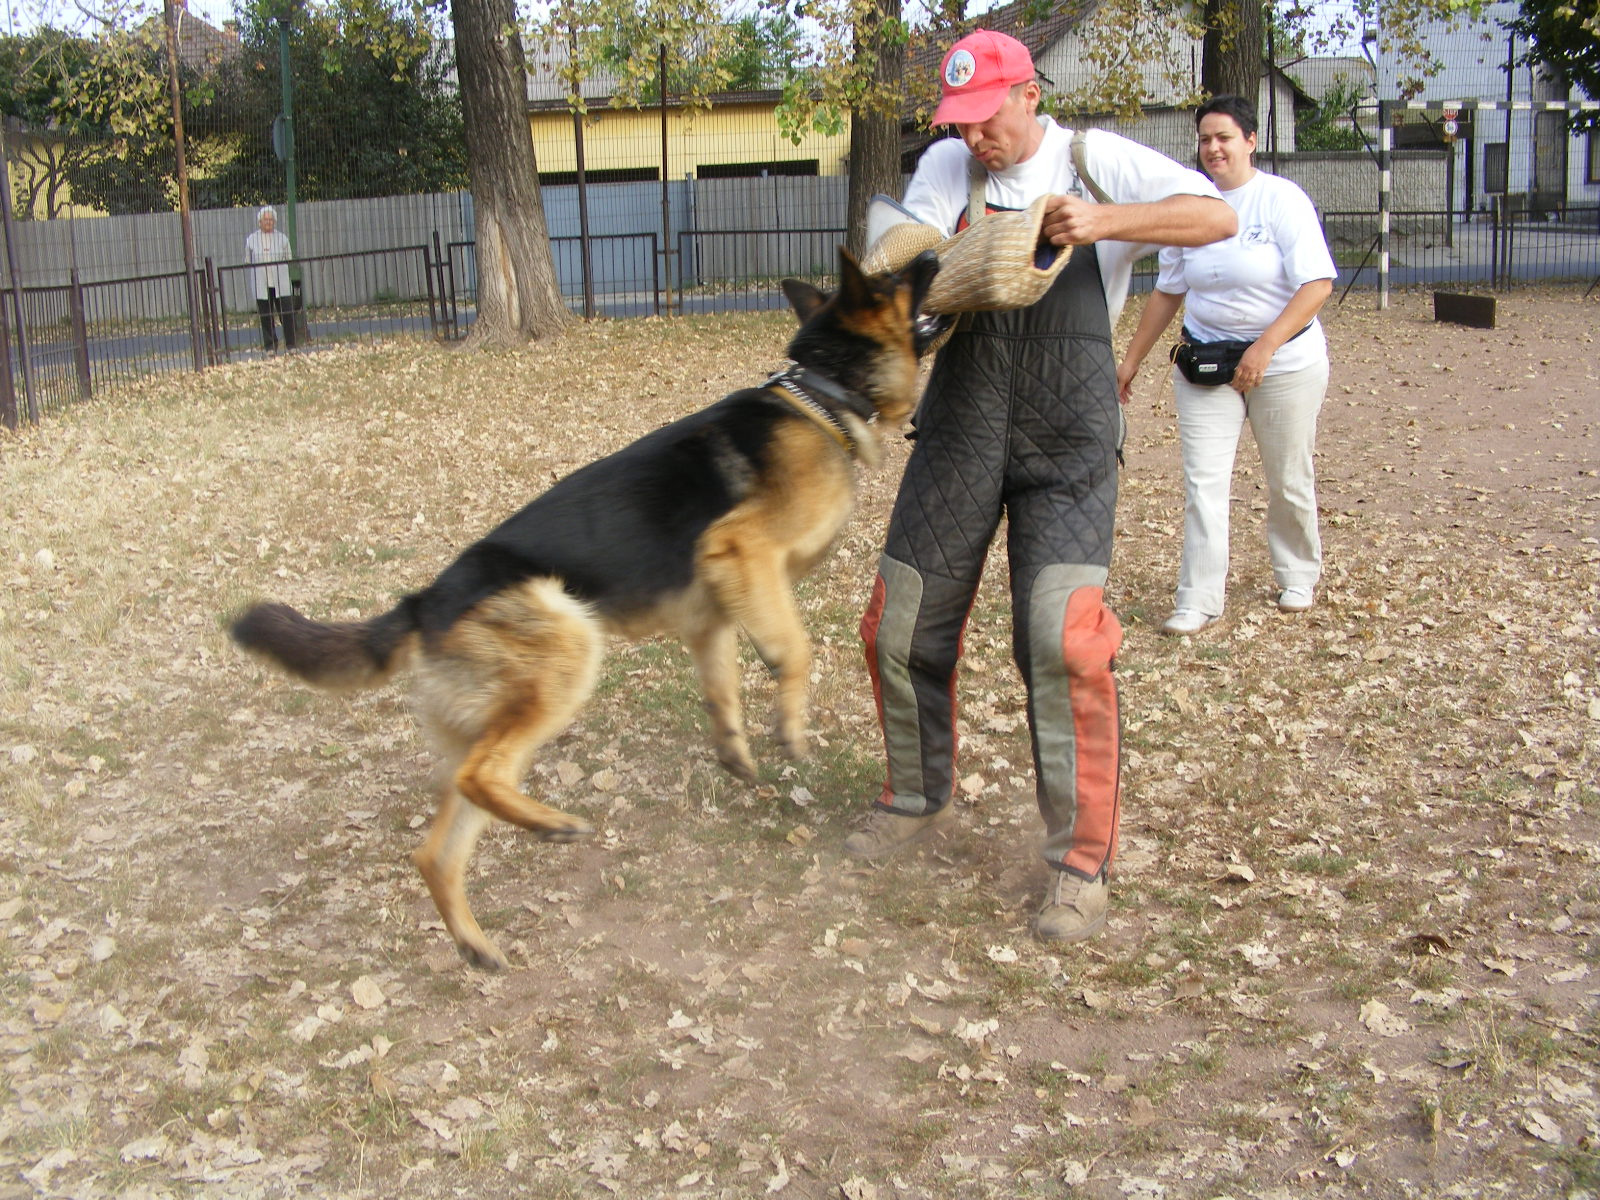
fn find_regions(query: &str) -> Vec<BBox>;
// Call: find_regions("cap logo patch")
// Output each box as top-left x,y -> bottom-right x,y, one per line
944,49 -> 976,88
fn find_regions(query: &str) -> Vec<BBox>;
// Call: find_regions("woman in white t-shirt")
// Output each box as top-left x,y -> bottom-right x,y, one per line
1117,95 -> 1336,635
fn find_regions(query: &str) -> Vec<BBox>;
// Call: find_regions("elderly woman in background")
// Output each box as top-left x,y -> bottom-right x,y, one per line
246,206 -> 296,352
1117,94 -> 1336,635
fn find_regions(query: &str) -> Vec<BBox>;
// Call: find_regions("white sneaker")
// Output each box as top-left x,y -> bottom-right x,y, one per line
1160,608 -> 1218,636
1277,586 -> 1315,612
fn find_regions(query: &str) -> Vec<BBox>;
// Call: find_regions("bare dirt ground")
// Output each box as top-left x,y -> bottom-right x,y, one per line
0,287 -> 1596,1200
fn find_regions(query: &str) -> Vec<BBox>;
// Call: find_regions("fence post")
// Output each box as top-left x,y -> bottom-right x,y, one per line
573,110 -> 596,320
201,257 -> 220,365
423,240 -> 440,337
213,258 -> 236,361
651,232 -> 661,317
659,43 -> 675,316
0,292 -> 15,430
1377,99 -> 1391,312
69,269 -> 92,401
431,230 -> 450,337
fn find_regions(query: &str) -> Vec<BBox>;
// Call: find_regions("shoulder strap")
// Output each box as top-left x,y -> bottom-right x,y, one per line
966,154 -> 987,225
1071,130 -> 1112,205
967,129 -> 1109,215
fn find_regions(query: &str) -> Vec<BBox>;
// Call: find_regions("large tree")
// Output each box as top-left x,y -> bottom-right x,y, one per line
451,0 -> 572,345
1201,0 -> 1264,99
0,24 -> 180,216
844,0 -> 907,257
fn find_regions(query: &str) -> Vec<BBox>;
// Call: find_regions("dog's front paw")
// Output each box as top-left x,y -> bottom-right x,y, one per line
537,820 -> 594,844
455,935 -> 509,972
775,723 -> 808,762
716,747 -> 759,786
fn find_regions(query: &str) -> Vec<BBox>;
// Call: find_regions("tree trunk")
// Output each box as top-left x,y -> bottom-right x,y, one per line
845,0 -> 905,259
1201,0 -> 1265,102
451,0 -> 572,346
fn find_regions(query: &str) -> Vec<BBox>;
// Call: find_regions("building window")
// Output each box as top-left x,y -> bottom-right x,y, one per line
1588,132 -> 1600,185
1484,142 -> 1508,194
538,167 -> 659,185
695,159 -> 818,179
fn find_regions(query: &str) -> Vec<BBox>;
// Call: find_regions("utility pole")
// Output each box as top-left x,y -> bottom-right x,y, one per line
0,126 -> 35,424
163,0 -> 205,371
276,11 -> 304,337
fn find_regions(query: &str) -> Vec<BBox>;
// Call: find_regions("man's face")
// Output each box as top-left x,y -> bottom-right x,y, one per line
955,81 -> 1043,172
260,212 -> 276,233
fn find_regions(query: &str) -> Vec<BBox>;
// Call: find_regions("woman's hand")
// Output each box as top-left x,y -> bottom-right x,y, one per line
1116,359 -> 1139,404
1231,342 -> 1273,393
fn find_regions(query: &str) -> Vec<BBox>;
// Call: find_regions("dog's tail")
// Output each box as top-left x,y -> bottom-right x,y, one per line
230,599 -> 417,691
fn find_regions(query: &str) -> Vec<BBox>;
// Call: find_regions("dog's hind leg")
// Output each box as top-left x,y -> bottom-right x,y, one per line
684,618 -> 757,784
412,580 -> 603,967
413,786 -> 506,970
443,581 -> 603,840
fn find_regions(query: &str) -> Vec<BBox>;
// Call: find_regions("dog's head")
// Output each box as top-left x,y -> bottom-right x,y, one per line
779,248 -> 947,427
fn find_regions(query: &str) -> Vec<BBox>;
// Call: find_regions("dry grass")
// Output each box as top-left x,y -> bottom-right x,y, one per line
0,291 -> 1596,1199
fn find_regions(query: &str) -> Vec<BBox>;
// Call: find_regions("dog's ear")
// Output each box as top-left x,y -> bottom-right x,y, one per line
781,278 -> 828,323
835,247 -> 873,309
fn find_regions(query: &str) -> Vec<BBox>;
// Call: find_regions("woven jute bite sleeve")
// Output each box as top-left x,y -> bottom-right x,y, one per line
860,195 -> 1069,315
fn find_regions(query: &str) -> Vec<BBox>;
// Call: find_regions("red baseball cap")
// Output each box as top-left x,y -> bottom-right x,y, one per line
931,29 -> 1036,126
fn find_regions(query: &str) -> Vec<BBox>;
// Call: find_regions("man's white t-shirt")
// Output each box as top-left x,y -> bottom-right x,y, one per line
900,119 -> 1222,325
1156,170 -> 1337,376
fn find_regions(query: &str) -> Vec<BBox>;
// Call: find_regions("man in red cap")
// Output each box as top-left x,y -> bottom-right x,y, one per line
848,29 -> 1237,942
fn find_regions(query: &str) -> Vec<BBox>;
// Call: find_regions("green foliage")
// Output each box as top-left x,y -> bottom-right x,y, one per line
1510,0 -> 1600,128
187,0 -> 466,207
0,24 -> 179,215
0,0 -> 465,218
536,0 -> 750,113
1294,73 -> 1371,151
717,12 -> 807,92
1360,0 -> 1492,99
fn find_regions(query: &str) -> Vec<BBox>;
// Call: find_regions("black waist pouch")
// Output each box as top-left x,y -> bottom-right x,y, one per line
1170,333 -> 1254,386
1170,324 -> 1310,387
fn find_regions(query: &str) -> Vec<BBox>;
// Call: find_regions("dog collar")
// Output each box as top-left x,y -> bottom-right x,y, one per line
765,365 -> 873,457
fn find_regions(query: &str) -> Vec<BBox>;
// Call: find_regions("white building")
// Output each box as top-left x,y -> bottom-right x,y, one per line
1374,0 -> 1597,214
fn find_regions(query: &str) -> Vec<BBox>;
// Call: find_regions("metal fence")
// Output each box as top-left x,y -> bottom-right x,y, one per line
5,198 -> 1599,428
1325,203 -> 1600,295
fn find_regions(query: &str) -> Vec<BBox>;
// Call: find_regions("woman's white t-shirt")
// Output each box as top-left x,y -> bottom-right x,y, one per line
1156,170 -> 1336,376
901,120 -> 1221,326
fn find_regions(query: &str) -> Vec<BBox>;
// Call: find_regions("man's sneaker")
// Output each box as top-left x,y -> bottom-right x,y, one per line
1035,870 -> 1109,943
842,805 -> 956,860
1277,586 -> 1315,612
1160,608 -> 1218,636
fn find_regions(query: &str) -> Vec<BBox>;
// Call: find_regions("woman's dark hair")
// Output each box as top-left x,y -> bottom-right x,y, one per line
1196,94 -> 1258,137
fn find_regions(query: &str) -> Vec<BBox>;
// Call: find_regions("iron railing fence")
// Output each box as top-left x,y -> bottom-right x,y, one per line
675,227 -> 843,313
5,205 -> 1598,428
1,270 -> 203,422
447,232 -> 663,320
1324,204 -> 1600,294
212,244 -> 453,355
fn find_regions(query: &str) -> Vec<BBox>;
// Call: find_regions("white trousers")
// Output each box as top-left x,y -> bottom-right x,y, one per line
1170,358 -> 1329,616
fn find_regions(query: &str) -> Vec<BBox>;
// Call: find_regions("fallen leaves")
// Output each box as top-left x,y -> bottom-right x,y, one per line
1,292 -> 1596,1200
1358,999 -> 1413,1038
351,975 -> 386,1010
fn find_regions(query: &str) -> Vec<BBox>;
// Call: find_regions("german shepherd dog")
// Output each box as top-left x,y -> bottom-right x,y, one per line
231,248 -> 942,970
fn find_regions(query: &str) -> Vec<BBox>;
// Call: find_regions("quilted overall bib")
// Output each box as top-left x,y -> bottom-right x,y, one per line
860,242 -> 1123,880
